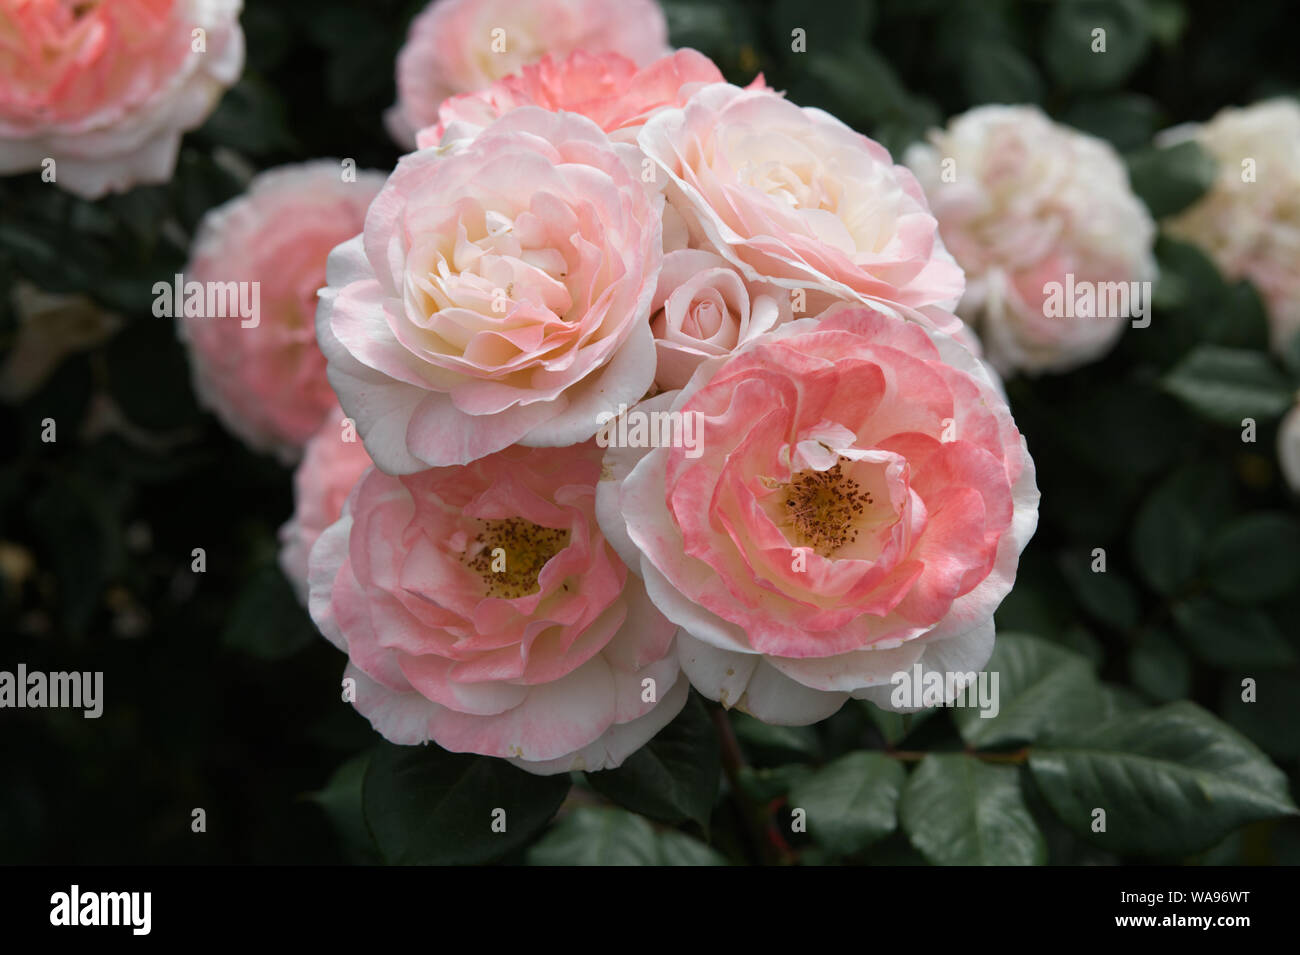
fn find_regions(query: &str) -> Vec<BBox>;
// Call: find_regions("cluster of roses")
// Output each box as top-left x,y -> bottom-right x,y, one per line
4,0 -> 1297,774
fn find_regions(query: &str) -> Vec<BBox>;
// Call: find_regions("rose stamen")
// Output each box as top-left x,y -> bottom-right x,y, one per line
779,459 -> 871,558
464,517 -> 569,598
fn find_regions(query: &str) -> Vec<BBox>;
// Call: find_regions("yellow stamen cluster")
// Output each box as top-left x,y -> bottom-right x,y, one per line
780,460 -> 871,557
463,518 -> 570,599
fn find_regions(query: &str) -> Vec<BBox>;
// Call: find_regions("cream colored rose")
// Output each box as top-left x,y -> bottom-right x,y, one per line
1160,99 -> 1300,355
907,106 -> 1156,376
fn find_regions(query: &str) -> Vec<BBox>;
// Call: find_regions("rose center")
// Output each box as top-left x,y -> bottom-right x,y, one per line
778,459 -> 873,558
463,517 -> 569,598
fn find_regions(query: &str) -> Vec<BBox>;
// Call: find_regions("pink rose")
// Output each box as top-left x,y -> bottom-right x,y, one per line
906,106 -> 1156,375
637,84 -> 967,333
650,248 -> 789,391
178,161 -> 385,461
597,304 -> 1038,724
316,108 -> 664,474
417,49 -> 757,148
307,441 -> 686,773
0,0 -> 244,199
279,407 -> 373,602
387,0 -> 669,147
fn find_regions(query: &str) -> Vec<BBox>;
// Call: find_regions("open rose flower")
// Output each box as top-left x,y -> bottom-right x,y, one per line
651,248 -> 790,390
1160,98 -> 1300,355
417,49 -> 760,149
387,0 -> 669,147
637,84 -> 967,335
308,441 -> 686,773
906,105 -> 1156,376
179,161 -> 385,461
316,107 -> 664,474
279,407 -> 373,602
597,304 -> 1038,724
0,0 -> 244,199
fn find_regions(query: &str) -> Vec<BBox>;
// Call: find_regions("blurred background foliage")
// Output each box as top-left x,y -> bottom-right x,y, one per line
1,0 -> 1298,865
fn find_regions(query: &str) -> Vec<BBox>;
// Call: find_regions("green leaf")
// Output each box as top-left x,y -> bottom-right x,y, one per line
1162,346 -> 1294,425
861,699 -> 934,747
900,755 -> 1045,865
1059,550 -> 1141,631
307,754 -> 377,861
1128,628 -> 1192,702
220,562 -> 316,660
729,711 -> 821,765
362,742 -> 570,865
1063,94 -> 1159,152
1219,672 -> 1300,762
954,634 -> 1102,748
586,693 -> 720,828
1172,598 -> 1297,669
1126,140 -> 1217,219
1202,513 -> 1300,603
961,41 -> 1044,105
1044,0 -> 1150,92
1029,702 -> 1297,856
1130,472 -> 1208,594
526,808 -> 727,866
789,752 -> 904,855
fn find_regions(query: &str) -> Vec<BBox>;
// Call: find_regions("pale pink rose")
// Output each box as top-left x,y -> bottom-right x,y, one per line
279,407 -> 373,602
178,161 -> 385,462
637,84 -> 967,336
1160,99 -> 1300,355
650,248 -> 790,391
0,0 -> 244,199
417,49 -> 763,149
387,0 -> 669,147
906,105 -> 1156,376
317,108 -> 664,474
597,304 -> 1038,725
308,441 -> 686,773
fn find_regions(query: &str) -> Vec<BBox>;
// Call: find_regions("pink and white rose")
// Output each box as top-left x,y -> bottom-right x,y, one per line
179,160 -> 385,461
1160,98 -> 1300,355
0,0 -> 244,199
316,107 -> 664,474
906,105 -> 1156,376
279,406 -> 373,602
387,0 -> 669,147
308,441 -> 686,773
637,83 -> 967,335
597,304 -> 1038,724
417,49 -> 749,148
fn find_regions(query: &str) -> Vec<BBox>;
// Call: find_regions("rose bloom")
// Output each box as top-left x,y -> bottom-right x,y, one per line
597,304 -> 1038,724
279,407 -> 373,602
1160,99 -> 1300,355
387,0 -> 669,147
906,105 -> 1156,376
650,247 -> 790,391
317,107 -> 663,474
179,160 -> 385,461
417,49 -> 761,149
637,83 -> 967,335
0,0 -> 244,199
1279,401 -> 1300,495
308,441 -> 686,773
